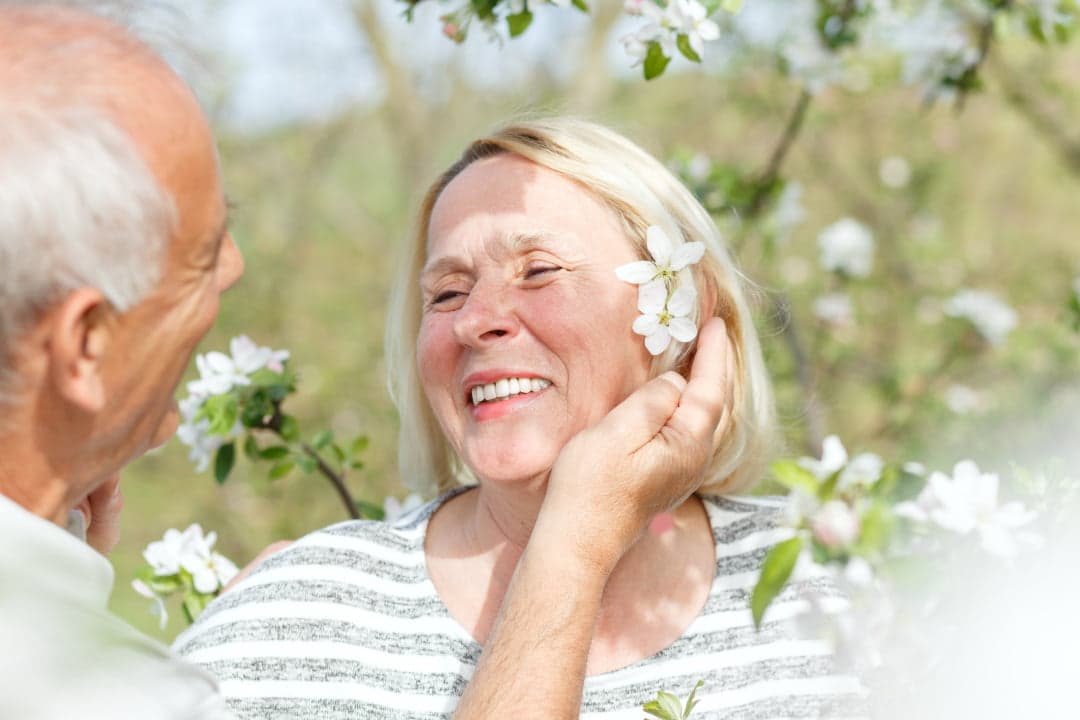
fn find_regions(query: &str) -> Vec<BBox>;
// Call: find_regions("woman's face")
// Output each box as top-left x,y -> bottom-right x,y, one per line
418,153 -> 652,486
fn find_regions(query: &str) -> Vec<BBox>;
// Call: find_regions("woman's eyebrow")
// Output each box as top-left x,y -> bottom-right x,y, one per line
421,230 -> 563,283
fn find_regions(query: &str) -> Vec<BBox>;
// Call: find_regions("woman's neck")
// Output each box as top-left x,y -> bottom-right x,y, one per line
425,480 -> 715,669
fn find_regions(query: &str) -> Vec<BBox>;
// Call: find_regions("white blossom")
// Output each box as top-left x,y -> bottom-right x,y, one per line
879,155 -> 912,188
799,435 -> 884,491
944,383 -> 982,414
811,500 -> 861,549
895,460 -> 1039,558
766,181 -> 805,243
615,226 -> 705,286
876,0 -> 980,101
944,289 -> 1018,346
1072,276 -> 1080,301
664,0 -> 720,58
142,524 -> 239,593
813,293 -> 854,327
175,394 -> 239,473
187,335 -> 290,397
818,218 -> 875,278
633,281 -> 698,355
383,493 -> 426,522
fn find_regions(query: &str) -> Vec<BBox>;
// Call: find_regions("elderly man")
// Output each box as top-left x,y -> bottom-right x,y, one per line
0,4 -> 242,718
0,4 -> 729,719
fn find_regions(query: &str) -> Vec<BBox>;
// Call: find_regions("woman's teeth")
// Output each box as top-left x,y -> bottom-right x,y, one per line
470,377 -> 551,406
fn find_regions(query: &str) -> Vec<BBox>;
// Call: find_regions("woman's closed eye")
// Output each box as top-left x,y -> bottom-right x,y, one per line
524,264 -> 561,280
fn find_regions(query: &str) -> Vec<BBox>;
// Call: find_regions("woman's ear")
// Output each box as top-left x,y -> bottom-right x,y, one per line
47,288 -> 113,413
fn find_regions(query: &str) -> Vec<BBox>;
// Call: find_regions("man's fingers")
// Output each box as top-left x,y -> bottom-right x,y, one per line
598,371 -> 686,448
670,318 -> 731,441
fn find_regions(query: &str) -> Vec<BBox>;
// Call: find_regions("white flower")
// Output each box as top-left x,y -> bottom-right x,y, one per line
633,281 -> 698,355
1072,276 -> 1080,301
895,460 -> 1039,558
766,181 -> 805,243
944,384 -> 982,414
615,226 -> 705,285
181,551 -> 239,594
143,526 -> 193,576
187,335 -> 290,398
664,0 -> 719,58
175,395 -> 238,473
784,486 -> 820,527
383,493 -> 426,522
813,293 -> 854,327
944,289 -> 1018,346
798,435 -> 884,492
877,1 -> 979,101
143,524 -> 239,593
818,218 -> 875,278
811,500 -> 861,549
616,225 -> 704,356
131,579 -> 169,630
879,156 -> 912,188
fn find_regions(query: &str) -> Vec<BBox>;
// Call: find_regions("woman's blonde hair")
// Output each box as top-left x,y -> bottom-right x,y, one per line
386,117 -> 777,496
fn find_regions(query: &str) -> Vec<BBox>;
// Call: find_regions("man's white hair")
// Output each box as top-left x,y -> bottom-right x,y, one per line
0,2 -> 176,403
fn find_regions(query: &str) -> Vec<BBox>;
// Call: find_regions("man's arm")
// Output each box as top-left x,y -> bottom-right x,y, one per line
454,318 -> 734,718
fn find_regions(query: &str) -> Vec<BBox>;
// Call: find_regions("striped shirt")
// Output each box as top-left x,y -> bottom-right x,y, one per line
174,490 -> 865,719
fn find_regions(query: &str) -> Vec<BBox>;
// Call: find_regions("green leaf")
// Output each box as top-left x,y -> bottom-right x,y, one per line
349,436 -> 369,457
243,434 -> 259,462
278,414 -> 301,442
770,460 -> 819,495
643,41 -> 671,80
676,33 -> 701,63
683,680 -> 705,717
571,0 -> 588,11
751,536 -> 803,628
470,0 -> 497,20
506,9 -> 532,37
854,501 -> 893,556
355,500 -> 386,521
202,394 -> 238,436
259,445 -> 290,461
181,591 -> 212,625
643,700 -> 677,720
268,460 -> 295,480
719,0 -> 742,12
214,442 -> 236,485
312,429 -> 333,450
296,454 -> 317,474
350,460 -> 366,470
654,691 -> 684,719
329,443 -> 346,465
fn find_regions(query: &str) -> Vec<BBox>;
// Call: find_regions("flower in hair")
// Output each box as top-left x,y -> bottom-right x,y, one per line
615,225 -> 705,355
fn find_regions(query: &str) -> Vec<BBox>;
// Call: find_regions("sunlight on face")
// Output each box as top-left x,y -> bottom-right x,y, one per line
417,154 -> 651,486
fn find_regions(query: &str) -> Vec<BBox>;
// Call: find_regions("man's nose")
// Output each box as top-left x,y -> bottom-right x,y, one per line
217,233 -> 244,292
451,281 -> 520,348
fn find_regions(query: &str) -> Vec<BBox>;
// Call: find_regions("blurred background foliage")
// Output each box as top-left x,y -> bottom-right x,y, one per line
111,0 -> 1079,638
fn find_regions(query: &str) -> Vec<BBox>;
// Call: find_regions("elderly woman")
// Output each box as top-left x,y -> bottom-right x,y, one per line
176,118 -> 862,718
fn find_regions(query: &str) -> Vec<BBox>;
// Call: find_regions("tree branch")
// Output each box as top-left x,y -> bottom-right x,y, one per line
748,88 -> 813,217
301,442 -> 360,520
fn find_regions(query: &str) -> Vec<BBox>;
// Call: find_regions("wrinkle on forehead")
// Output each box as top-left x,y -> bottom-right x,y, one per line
421,230 -> 563,281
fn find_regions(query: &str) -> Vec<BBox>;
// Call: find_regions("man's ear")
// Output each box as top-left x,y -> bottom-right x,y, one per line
47,288 -> 114,413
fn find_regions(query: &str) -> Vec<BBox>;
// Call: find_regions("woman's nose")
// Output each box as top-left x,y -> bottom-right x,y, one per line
452,282 -> 520,348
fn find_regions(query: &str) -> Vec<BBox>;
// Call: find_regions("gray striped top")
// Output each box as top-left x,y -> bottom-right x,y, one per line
174,491 -> 865,719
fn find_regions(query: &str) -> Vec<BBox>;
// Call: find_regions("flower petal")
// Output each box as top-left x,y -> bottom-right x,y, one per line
667,316 -> 698,343
615,260 -> 657,284
633,313 -> 660,336
667,285 -> 697,316
638,279 -> 668,314
646,225 -> 673,266
644,327 -> 671,355
670,241 -> 706,270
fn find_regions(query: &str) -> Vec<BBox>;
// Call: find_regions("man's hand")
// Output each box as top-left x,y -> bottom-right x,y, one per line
76,475 -> 124,555
541,317 -> 735,573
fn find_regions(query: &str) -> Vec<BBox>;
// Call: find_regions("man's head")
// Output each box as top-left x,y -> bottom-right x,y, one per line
0,4 -> 243,521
